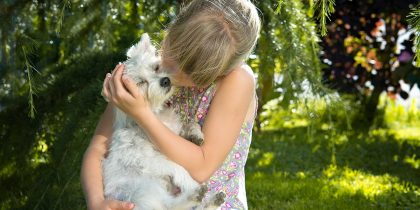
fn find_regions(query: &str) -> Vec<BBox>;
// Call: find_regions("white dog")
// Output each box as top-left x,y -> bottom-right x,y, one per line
102,34 -> 224,210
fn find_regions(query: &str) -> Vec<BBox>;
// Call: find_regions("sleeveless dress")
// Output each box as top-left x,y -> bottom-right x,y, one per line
167,80 -> 256,210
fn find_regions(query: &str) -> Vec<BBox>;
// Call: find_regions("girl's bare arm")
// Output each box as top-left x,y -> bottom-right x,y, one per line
105,65 -> 255,183
138,68 -> 255,183
80,103 -> 134,210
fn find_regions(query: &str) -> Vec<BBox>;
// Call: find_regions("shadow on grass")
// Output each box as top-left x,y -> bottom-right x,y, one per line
248,127 -> 420,185
335,129 -> 420,186
246,173 -> 418,210
246,126 -> 420,209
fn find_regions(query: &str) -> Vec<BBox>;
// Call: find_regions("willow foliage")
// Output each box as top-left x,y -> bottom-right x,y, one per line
0,1 -> 177,209
253,0 -> 345,132
408,3 -> 420,67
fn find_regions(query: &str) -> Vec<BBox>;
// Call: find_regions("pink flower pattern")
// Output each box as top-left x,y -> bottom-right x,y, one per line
167,83 -> 254,210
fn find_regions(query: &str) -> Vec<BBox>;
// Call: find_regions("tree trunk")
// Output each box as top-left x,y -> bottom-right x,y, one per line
1,29 -> 7,67
365,85 -> 382,123
254,10 -> 274,132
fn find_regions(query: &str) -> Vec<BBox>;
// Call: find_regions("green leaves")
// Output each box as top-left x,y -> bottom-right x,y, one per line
22,46 -> 38,119
275,0 -> 284,14
261,0 -> 334,107
407,3 -> 420,67
313,0 -> 336,36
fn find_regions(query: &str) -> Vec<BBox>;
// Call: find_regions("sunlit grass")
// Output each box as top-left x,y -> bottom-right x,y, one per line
247,96 -> 420,209
379,93 -> 420,128
390,128 -> 420,147
323,165 -> 412,199
246,128 -> 420,209
403,154 -> 420,169
247,166 -> 419,210
257,152 -> 275,167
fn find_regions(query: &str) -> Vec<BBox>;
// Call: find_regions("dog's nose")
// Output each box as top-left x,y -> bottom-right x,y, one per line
160,77 -> 171,88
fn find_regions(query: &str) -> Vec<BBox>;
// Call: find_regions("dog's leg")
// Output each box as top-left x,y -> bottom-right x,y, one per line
201,192 -> 226,210
191,184 -> 207,202
171,184 -> 207,210
210,192 -> 226,206
163,175 -> 181,196
180,122 -> 204,146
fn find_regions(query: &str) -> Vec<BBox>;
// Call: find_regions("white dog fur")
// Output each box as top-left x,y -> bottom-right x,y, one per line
102,34 -> 224,210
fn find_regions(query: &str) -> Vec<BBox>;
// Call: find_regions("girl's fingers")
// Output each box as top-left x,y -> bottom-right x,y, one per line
108,63 -> 122,98
108,74 -> 116,99
122,75 -> 139,98
107,200 -> 135,210
102,73 -> 112,102
111,63 -> 121,76
112,64 -> 126,98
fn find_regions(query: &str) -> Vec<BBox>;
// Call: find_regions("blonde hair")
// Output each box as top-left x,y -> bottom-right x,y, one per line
162,0 -> 261,87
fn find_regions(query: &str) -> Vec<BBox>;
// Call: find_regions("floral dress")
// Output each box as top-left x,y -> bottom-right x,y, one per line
167,80 -> 255,210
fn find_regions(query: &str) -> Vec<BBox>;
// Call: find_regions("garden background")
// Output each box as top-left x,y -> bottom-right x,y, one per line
0,0 -> 419,209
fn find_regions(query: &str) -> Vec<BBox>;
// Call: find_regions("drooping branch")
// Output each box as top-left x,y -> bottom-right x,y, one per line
407,3 -> 420,67
313,0 -> 335,36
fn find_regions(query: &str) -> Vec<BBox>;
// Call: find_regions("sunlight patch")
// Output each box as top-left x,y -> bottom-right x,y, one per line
283,119 -> 309,128
390,128 -> 420,146
404,155 -> 420,169
323,165 -> 415,199
257,152 -> 275,167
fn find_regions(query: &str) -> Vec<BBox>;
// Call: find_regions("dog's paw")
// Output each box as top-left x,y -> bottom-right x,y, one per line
213,192 -> 226,206
193,185 -> 208,202
181,122 -> 204,146
163,176 -> 181,196
188,134 -> 204,146
203,191 -> 226,208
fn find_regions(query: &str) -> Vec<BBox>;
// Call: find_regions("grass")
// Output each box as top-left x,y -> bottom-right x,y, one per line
1,91 -> 419,209
246,98 -> 420,209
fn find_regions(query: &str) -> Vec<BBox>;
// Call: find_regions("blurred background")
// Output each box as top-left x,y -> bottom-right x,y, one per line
0,0 -> 419,209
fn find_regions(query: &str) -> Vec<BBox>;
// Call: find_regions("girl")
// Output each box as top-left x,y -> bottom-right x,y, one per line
81,0 -> 261,209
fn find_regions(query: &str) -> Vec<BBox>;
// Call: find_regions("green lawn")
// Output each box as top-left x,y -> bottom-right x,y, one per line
1,91 -> 419,210
246,125 -> 420,209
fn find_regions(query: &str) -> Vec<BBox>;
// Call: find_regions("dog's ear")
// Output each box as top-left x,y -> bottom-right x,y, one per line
127,33 -> 155,58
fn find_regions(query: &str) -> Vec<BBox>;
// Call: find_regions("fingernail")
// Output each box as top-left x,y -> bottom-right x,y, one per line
126,203 -> 134,208
107,73 -> 112,77
118,62 -> 122,65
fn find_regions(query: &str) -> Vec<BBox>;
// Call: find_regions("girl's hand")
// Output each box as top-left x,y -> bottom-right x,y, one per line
102,63 -> 150,120
90,199 -> 135,210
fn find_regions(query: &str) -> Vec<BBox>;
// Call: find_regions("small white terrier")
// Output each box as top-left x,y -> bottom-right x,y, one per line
102,34 -> 224,210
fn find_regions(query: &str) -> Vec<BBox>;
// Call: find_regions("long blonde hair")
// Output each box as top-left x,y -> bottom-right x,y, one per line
162,0 -> 261,87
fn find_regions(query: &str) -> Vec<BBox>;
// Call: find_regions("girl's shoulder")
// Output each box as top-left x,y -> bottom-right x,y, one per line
216,63 -> 256,91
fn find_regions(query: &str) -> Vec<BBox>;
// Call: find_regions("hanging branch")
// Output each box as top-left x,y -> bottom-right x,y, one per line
407,3 -> 420,67
275,0 -> 284,14
313,0 -> 335,36
267,0 -> 351,135
22,46 -> 39,119
56,0 -> 71,34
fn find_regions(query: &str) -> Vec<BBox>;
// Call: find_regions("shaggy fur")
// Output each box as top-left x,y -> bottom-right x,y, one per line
102,34 -> 224,210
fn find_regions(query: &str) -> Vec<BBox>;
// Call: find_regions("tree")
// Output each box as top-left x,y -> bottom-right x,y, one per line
320,0 -> 420,122
252,0 -> 334,130
3,0 -> 406,208
0,1 -> 178,208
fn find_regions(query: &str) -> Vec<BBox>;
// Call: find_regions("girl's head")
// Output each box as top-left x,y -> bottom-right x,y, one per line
161,0 -> 261,87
